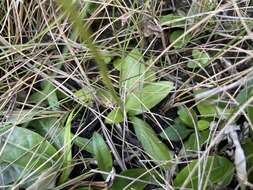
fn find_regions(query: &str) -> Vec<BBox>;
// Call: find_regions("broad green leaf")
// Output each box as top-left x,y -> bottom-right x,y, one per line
30,91 -> 47,104
101,52 -> 112,64
105,108 -> 124,124
131,117 -> 172,168
216,106 -> 234,120
74,136 -> 93,154
174,156 -> 234,189
0,163 -> 37,189
0,126 -> 59,172
110,168 -> 151,190
187,60 -> 198,69
169,30 -> 191,49
113,58 -> 123,71
160,14 -> 185,27
184,131 -> 209,152
192,49 -> 209,64
119,49 -> 146,92
30,80 -> 59,105
30,81 -> 59,108
0,110 -> 63,126
41,81 -> 59,109
92,132 -> 112,174
59,111 -> 74,184
197,120 -> 209,131
160,119 -> 192,141
144,68 -> 157,82
31,117 -> 93,154
187,1 -> 217,24
242,138 -> 253,182
126,81 -> 173,115
193,88 -> 234,120
54,172 -> 93,190
74,187 -> 93,190
236,80 -> 253,124
30,117 -> 65,149
194,89 -> 233,120
187,49 -> 210,68
85,2 -> 98,15
236,79 -> 253,104
57,90 -> 68,100
177,106 -> 197,128
144,59 -> 157,82
115,57 -> 156,83
59,0 -> 120,109
78,1 -> 99,18
27,169 -> 57,190
196,101 -> 217,117
74,87 -> 93,106
97,88 -> 117,107
244,105 -> 253,125
0,163 -> 23,187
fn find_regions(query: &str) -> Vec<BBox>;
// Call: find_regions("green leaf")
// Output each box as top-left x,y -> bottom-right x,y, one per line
54,172 -> 93,190
177,106 -> 197,128
0,163 -> 39,188
101,52 -> 112,64
74,187 -> 93,190
174,156 -> 234,189
0,163 -> 23,187
110,168 -> 151,190
0,126 -> 59,172
30,81 -> 59,108
85,2 -> 98,15
160,14 -> 185,27
115,56 -> 156,83
73,136 -> 93,154
169,30 -> 191,49
57,90 -> 68,100
144,68 -> 157,82
27,169 -> 57,190
160,119 -> 192,141
0,110 -> 63,126
113,58 -> 123,71
59,111 -> 74,184
245,106 -> 253,125
59,0 -> 121,107
119,49 -> 146,92
187,49 -> 210,68
236,80 -> 253,104
126,81 -> 173,115
197,120 -> 209,131
236,79 -> 253,124
92,132 -> 112,174
30,116 -> 93,154
242,138 -> 253,182
29,91 -> 46,104
42,81 -> 59,109
184,131 -> 209,152
97,88 -> 117,107
196,101 -> 217,117
192,49 -> 210,65
30,117 -> 65,149
105,108 -> 124,124
74,87 -> 93,106
131,117 -> 172,168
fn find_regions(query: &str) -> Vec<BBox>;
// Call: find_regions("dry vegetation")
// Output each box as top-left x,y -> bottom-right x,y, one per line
1,0 -> 253,189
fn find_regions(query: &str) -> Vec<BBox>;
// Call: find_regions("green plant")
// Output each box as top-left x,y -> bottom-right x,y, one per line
1,0 -> 253,189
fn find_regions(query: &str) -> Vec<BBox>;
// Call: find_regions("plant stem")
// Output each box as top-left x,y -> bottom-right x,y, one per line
58,0 -> 121,106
